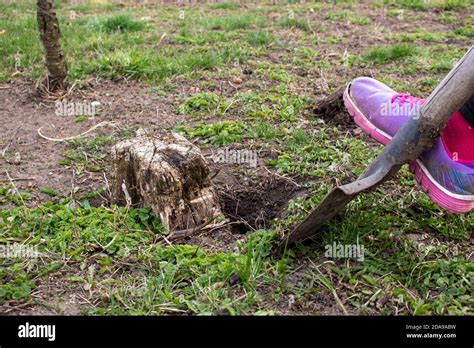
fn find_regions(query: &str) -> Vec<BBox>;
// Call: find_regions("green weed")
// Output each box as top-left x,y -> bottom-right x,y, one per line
365,44 -> 420,64
90,14 -> 146,33
278,18 -> 310,31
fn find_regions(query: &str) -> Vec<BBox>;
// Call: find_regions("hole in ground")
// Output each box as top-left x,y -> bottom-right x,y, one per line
216,176 -> 304,233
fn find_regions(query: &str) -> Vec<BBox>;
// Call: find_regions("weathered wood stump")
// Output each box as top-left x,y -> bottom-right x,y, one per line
110,129 -> 222,232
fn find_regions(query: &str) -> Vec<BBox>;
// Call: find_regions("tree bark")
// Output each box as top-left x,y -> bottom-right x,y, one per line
37,0 -> 68,92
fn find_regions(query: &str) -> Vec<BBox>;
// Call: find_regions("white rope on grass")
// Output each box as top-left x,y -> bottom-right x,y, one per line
37,121 -> 118,142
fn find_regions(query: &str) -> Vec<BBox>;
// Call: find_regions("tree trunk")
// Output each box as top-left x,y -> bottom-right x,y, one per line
37,0 -> 68,92
110,129 -> 222,232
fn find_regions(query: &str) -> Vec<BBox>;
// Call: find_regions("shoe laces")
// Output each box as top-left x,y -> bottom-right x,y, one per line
390,93 -> 424,108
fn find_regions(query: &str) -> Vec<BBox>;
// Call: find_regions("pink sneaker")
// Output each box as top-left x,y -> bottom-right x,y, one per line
343,77 -> 474,213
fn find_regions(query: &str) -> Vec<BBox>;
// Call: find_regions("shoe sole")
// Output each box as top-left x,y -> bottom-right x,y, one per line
343,84 -> 474,213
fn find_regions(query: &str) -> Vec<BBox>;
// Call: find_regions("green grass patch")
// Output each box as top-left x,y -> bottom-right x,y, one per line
348,15 -> 372,25
278,17 -> 310,31
60,135 -> 115,173
177,120 -> 247,145
324,11 -> 349,21
0,185 -> 34,206
382,0 -> 469,10
0,15 -> 43,80
0,262 -> 36,303
387,31 -> 453,43
71,1 -> 120,13
245,30 -> 274,46
393,0 -> 429,10
454,26 -> 474,38
245,84 -> 307,121
365,44 -> 419,64
77,48 -> 225,81
0,202 -> 166,260
177,92 -> 223,116
204,14 -> 267,31
268,125 -> 373,178
208,2 -> 239,10
90,14 -> 146,33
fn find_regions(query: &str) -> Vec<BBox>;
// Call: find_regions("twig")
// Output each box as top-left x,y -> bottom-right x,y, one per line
101,233 -> 119,251
121,180 -> 132,208
3,300 -> 33,313
332,289 -> 348,314
210,168 -> 221,180
224,214 -> 256,232
102,172 -> 112,200
4,170 -> 27,209
158,32 -> 167,45
0,177 -> 35,182
167,216 -> 221,241
263,166 -> 301,188
70,169 -> 81,241
162,235 -> 173,247
1,143 -> 10,157
363,289 -> 382,308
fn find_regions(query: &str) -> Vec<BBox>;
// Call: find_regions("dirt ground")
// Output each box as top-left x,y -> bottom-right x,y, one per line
0,79 -> 176,203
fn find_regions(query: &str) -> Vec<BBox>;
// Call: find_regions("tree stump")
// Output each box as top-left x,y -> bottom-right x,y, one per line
110,129 -> 222,232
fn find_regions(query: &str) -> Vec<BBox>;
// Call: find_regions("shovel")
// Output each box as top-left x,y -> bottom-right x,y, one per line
277,46 -> 474,251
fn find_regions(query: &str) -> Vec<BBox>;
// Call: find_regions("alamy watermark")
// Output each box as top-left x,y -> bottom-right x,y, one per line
380,101 -> 421,119
18,322 -> 55,342
213,148 -> 258,168
325,242 -> 365,262
0,243 -> 39,259
55,100 -> 101,117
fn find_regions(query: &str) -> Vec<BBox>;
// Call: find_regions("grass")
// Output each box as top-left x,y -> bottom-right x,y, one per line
70,1 -> 119,13
77,48 -> 229,81
0,197 -> 281,314
393,0 -> 430,10
348,15 -> 372,25
90,14 -> 146,33
208,2 -> 240,10
365,43 -> 420,64
267,124 -> 373,178
59,135 -> 115,173
204,14 -> 267,31
0,7 -> 251,82
278,17 -> 310,31
245,30 -> 274,46
455,26 -> 474,38
1,0 -> 473,316
387,30 -> 456,43
0,15 -> 43,80
324,11 -> 349,21
177,120 -> 247,145
382,0 -> 469,10
177,92 -> 223,116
